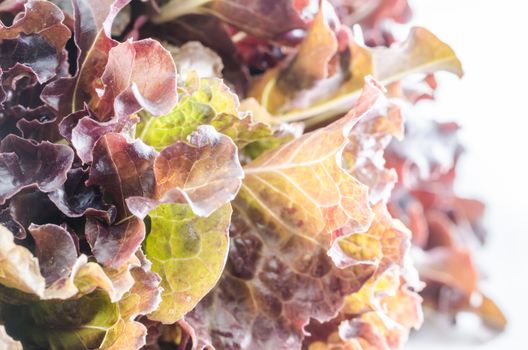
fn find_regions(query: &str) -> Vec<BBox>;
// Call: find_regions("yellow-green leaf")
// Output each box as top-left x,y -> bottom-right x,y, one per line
136,76 -> 275,152
146,203 -> 231,323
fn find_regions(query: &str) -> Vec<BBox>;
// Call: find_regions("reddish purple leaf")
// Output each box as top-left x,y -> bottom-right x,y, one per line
0,135 -> 74,205
47,167 -> 117,223
0,0 -> 70,83
28,223 -> 78,285
127,126 -> 244,218
87,133 -> 156,219
95,39 -> 178,120
85,216 -> 145,269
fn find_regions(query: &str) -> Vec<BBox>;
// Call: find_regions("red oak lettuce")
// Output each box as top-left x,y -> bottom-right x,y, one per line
0,0 -> 503,349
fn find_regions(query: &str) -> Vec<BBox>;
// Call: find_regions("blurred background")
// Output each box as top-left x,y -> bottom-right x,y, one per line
406,0 -> 528,348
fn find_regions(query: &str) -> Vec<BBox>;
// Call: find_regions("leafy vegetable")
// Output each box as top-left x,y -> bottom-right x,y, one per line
146,203 -> 231,323
127,125 -> 244,218
250,26 -> 462,123
0,135 -> 74,204
135,75 -> 267,150
151,0 -> 311,44
0,0 -> 503,348
386,117 -> 507,332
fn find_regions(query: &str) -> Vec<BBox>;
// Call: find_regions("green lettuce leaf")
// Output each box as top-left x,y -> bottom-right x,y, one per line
145,203 -> 231,324
136,76 -> 273,151
1,290 -> 119,350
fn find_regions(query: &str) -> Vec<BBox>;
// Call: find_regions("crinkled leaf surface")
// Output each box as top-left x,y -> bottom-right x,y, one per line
240,80 -> 383,249
342,98 -> 403,204
0,0 -> 70,84
136,77 -> 240,150
187,200 -> 376,350
65,0 -> 129,115
70,113 -> 128,164
136,74 -> 273,152
186,82 -> 387,349
47,167 -> 117,222
0,225 -> 160,349
0,0 -> 493,347
0,225 -> 118,301
128,125 -> 244,218
66,38 -> 179,164
89,126 -> 243,220
2,190 -> 64,240
100,266 -> 162,350
305,205 -> 421,350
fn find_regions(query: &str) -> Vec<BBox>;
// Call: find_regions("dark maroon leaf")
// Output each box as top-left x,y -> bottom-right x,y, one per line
0,63 -> 63,141
0,35 -> 59,84
0,207 -> 24,239
14,106 -> 57,141
0,64 -> 39,108
47,167 -> 116,223
28,223 -> 78,285
7,190 -> 64,234
58,108 -> 90,141
85,216 -> 145,269
0,0 -> 70,83
0,135 -> 74,205
0,104 -> 54,140
60,105 -> 140,164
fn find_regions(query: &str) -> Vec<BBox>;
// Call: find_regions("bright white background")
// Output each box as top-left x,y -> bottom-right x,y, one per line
406,0 -> 528,349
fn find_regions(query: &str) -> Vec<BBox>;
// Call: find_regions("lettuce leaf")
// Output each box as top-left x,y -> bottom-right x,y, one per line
146,203 -> 231,323
185,81 -> 407,349
136,76 -> 272,151
152,0 -> 310,44
0,0 -> 502,347
386,117 -> 507,333
250,26 -> 462,123
0,135 -> 74,205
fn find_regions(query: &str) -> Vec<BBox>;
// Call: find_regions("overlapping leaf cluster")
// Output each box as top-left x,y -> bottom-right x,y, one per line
0,0 -> 502,349
385,118 -> 507,333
